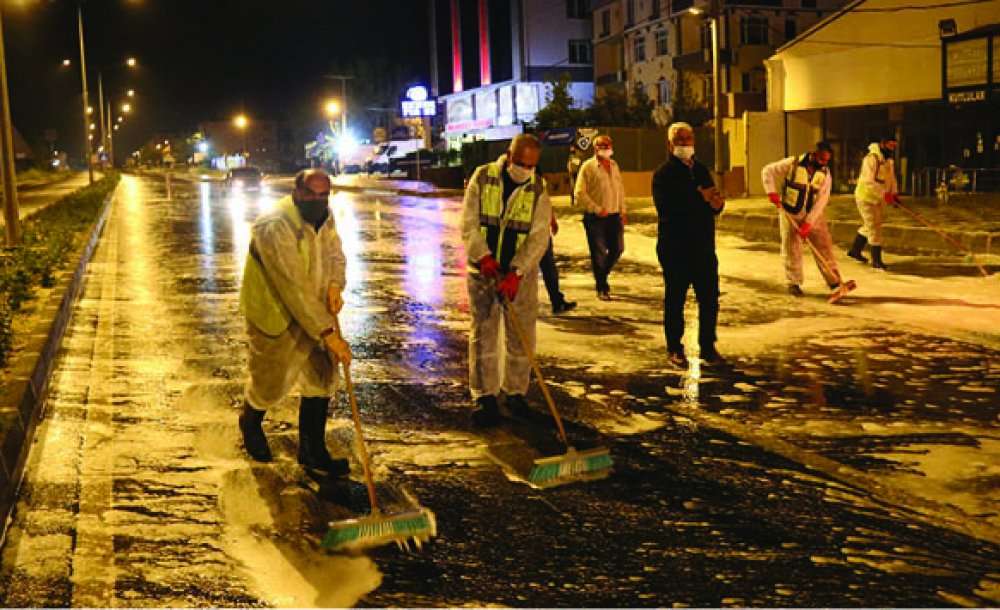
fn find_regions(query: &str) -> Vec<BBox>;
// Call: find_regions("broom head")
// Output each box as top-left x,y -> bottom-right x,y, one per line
322,507 -> 437,552
528,446 -> 613,489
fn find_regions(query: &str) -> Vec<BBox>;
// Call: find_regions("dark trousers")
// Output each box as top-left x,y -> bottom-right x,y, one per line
658,242 -> 719,353
539,238 -> 565,306
583,213 -> 624,293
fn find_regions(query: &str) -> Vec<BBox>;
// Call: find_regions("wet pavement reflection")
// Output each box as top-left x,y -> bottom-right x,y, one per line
0,175 -> 997,607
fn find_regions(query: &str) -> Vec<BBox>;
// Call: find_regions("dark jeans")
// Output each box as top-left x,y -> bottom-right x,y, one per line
583,213 -> 624,293
539,238 -> 565,306
658,241 -> 719,353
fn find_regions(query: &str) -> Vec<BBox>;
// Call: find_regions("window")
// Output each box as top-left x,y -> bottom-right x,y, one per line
741,68 -> 766,92
633,35 -> 646,62
600,9 -> 611,36
801,0 -> 817,7
567,0 -> 589,19
784,18 -> 797,41
569,39 -> 593,64
655,29 -> 669,55
650,0 -> 661,18
626,0 -> 635,26
701,21 -> 713,50
657,77 -> 671,105
740,16 -> 769,45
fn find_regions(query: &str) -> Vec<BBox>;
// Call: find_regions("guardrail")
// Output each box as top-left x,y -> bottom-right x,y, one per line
911,167 -> 1000,197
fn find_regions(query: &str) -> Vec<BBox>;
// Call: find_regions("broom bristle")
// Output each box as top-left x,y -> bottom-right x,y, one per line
323,508 -> 437,551
528,447 -> 613,488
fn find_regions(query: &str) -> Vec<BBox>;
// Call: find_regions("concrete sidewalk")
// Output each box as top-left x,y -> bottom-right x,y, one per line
552,193 -> 1000,256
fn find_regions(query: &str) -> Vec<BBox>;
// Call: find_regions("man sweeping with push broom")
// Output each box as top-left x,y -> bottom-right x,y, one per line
461,133 -> 612,488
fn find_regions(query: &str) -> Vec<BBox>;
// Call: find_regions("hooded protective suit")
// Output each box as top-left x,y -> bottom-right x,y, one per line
240,196 -> 347,410
853,142 -> 898,247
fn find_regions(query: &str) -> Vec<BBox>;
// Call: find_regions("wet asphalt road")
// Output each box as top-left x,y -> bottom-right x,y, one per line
0,175 -> 998,607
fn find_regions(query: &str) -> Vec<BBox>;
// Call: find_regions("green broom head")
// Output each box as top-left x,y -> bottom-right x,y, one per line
322,507 -> 437,552
528,446 -> 613,489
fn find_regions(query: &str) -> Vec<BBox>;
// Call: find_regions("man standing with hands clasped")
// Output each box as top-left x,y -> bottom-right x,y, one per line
574,134 -> 626,301
651,122 -> 726,369
461,134 -> 553,427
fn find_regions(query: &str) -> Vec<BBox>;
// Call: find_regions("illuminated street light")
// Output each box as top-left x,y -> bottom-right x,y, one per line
121,102 -> 131,113
86,106 -> 94,115
114,124 -> 119,131
233,114 -> 248,129
324,99 -> 341,118
62,58 -> 71,67
116,116 -> 123,123
126,57 -> 137,68
155,143 -> 161,150
127,89 -> 135,97
89,123 -> 95,130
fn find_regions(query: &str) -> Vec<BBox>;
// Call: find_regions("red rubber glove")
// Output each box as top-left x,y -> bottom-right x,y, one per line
497,271 -> 521,302
883,192 -> 897,205
478,254 -> 500,278
890,193 -> 901,206
797,221 -> 812,239
767,192 -> 782,208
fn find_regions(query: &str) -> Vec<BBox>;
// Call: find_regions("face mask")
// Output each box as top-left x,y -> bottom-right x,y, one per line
597,149 -> 614,159
881,147 -> 895,158
507,163 -> 534,184
673,145 -> 695,161
293,197 -> 330,227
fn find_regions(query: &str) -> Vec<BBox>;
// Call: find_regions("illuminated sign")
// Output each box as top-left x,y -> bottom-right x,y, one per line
947,89 -> 986,103
402,85 -> 437,117
942,27 -> 998,104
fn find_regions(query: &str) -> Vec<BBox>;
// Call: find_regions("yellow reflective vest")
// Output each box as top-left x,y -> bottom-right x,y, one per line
239,197 -> 311,336
477,162 -> 545,271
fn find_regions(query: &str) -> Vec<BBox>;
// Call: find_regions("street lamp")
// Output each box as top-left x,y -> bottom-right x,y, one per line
126,57 -> 137,67
121,102 -> 131,113
62,58 -> 71,67
324,99 -> 341,118
233,114 -> 249,155
127,88 -> 135,97
689,1 -> 723,186
86,105 -> 93,114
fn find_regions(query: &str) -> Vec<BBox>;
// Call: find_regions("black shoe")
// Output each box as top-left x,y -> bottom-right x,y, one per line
505,394 -> 534,420
298,397 -> 350,477
239,402 -> 272,462
871,245 -> 888,270
597,290 -> 611,301
787,284 -> 804,297
847,233 -> 869,263
471,395 -> 501,428
667,350 -> 689,369
700,346 -> 727,366
552,300 -> 578,314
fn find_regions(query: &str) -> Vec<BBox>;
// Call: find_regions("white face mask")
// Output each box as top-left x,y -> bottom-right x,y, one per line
673,145 -> 695,160
507,162 -> 534,184
597,149 -> 614,159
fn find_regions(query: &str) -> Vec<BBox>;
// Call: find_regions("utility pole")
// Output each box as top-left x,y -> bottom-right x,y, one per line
97,72 -> 106,163
710,0 -> 724,189
325,74 -> 354,136
0,5 -> 21,245
77,4 -> 94,184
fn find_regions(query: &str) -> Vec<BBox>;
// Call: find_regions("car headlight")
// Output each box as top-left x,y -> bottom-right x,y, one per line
233,179 -> 244,188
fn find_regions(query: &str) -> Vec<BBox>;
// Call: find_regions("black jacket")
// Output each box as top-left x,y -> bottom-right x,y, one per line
651,156 -> 724,256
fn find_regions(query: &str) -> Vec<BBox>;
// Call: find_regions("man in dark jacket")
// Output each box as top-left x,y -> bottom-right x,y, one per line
651,122 -> 726,368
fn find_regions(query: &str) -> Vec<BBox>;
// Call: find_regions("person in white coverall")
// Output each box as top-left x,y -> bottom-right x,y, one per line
461,134 -> 553,427
238,168 -> 353,476
847,137 -> 899,270
762,141 -> 845,297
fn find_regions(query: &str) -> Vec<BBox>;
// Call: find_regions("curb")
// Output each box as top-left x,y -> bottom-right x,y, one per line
717,211 -> 998,257
332,182 -> 464,199
0,181 -> 119,542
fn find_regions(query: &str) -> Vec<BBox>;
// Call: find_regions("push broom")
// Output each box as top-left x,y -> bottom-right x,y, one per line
891,198 -> 991,278
501,295 -> 613,488
321,314 -> 436,552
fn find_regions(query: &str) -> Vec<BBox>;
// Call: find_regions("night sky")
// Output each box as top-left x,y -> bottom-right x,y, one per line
4,0 -> 430,159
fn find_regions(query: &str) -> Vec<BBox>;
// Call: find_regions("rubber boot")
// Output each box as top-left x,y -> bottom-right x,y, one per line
239,402 -> 272,462
847,233 -> 869,263
471,395 -> 501,427
298,397 -> 350,477
871,245 -> 888,270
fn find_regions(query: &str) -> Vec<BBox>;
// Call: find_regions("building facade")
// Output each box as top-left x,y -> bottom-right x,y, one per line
593,0 -> 846,125
430,0 -> 595,143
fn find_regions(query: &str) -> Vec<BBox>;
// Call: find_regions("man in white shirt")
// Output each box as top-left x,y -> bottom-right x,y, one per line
573,135 -> 627,301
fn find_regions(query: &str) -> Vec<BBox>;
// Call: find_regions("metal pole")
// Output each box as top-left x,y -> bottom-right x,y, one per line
107,99 -> 113,167
710,9 -> 723,188
97,72 -> 105,162
340,78 -> 347,137
0,7 -> 21,245
77,4 -> 93,184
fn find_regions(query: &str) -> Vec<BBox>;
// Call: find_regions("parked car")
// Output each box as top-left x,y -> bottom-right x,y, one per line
225,166 -> 264,191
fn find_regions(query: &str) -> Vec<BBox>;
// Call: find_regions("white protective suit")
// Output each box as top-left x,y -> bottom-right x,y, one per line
461,156 -> 553,399
853,143 -> 898,246
762,155 -> 842,287
242,196 -> 347,410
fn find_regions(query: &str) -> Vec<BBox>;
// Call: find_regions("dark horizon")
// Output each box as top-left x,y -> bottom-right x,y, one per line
5,0 -> 431,160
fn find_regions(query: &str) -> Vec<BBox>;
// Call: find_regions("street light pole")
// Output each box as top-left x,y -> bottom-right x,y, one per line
97,72 -> 106,162
710,0 -> 724,188
325,74 -> 354,136
0,6 -> 21,245
106,99 -> 113,166
77,4 -> 94,184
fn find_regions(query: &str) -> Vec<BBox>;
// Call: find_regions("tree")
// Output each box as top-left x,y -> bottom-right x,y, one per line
532,73 -> 585,131
670,73 -> 712,127
581,84 -> 655,128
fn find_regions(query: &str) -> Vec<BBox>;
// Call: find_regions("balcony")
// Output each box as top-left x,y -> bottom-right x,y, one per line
672,50 -> 709,71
